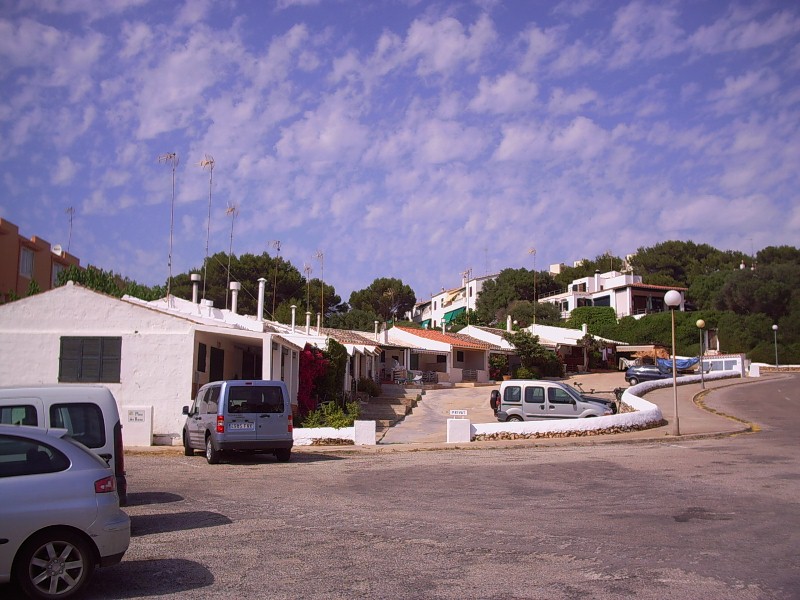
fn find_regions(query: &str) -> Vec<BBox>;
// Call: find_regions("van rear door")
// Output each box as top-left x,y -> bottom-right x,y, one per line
225,383 -> 288,442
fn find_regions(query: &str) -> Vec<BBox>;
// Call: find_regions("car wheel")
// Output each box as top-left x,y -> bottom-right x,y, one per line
275,448 -> 291,463
205,436 -> 221,465
15,528 -> 95,600
507,415 -> 523,422
628,378 -> 639,386
183,432 -> 194,456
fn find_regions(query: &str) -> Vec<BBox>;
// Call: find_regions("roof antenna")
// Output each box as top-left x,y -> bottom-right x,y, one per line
158,152 -> 179,297
198,155 -> 215,300
225,203 -> 238,309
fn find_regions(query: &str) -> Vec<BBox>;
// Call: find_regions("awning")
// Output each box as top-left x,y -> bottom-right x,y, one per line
442,307 -> 466,324
420,319 -> 431,329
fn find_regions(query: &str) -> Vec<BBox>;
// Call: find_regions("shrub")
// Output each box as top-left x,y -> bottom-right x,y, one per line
514,366 -> 535,379
356,377 -> 381,397
299,400 -> 361,428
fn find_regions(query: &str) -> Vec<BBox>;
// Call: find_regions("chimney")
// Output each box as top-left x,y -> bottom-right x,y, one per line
257,277 -> 266,321
374,320 -> 380,342
191,273 -> 201,304
582,323 -> 588,335
507,315 -> 512,332
305,311 -> 311,334
291,305 -> 297,333
594,269 -> 600,291
230,282 -> 241,314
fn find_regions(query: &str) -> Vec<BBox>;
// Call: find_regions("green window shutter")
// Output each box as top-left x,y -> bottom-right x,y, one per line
59,337 -> 82,382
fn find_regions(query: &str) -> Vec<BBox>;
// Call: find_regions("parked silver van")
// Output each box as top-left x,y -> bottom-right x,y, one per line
0,385 -> 128,504
182,380 -> 294,464
495,380 -> 614,422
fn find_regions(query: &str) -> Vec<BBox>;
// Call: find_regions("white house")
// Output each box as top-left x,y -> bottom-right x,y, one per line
409,272 -> 497,329
0,282 -> 301,445
538,270 -> 686,319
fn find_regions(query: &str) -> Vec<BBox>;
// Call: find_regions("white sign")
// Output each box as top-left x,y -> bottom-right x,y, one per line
449,409 -> 468,417
128,409 -> 145,423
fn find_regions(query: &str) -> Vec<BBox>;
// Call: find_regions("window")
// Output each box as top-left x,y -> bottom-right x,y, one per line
50,403 -> 105,448
436,355 -> 446,364
456,351 -> 464,362
0,405 -> 38,426
59,337 -> 122,383
227,385 -> 284,414
548,387 -> 574,404
52,262 -> 66,287
0,435 -> 70,478
206,386 -> 221,414
19,247 -> 34,278
197,343 -> 207,373
524,386 -> 545,404
503,386 -> 521,403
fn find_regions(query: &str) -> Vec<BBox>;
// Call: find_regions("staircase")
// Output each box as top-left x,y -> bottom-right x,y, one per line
358,384 -> 421,432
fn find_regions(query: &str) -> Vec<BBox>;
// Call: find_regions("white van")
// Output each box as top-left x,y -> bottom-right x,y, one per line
0,385 -> 128,505
182,380 -> 294,464
495,380 -> 615,422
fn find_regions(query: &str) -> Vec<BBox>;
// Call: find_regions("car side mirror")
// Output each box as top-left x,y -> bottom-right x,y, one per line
182,406 -> 190,415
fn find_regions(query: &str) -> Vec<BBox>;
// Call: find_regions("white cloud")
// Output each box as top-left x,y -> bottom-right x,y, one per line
608,1 -> 685,67
690,8 -> 800,54
707,69 -> 781,114
547,87 -> 597,114
469,72 -> 538,114
518,25 -> 563,72
51,156 -> 78,185
403,13 -> 497,76
119,21 -> 153,59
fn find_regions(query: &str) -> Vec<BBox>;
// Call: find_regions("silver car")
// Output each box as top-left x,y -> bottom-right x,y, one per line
0,425 -> 130,599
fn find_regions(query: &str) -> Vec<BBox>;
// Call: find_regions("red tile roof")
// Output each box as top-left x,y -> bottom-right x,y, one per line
393,326 -> 497,350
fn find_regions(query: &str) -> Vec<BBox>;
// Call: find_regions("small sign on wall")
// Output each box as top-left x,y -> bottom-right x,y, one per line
124,405 -> 153,446
449,409 -> 468,418
128,409 -> 146,423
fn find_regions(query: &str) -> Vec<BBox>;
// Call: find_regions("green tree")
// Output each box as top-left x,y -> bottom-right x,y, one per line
56,265 -> 164,300
348,278 -> 416,322
627,240 -> 745,288
475,268 -> 560,324
325,308 -> 381,332
565,306 -> 617,335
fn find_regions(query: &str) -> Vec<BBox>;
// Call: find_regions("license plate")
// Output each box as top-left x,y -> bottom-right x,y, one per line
228,422 -> 255,431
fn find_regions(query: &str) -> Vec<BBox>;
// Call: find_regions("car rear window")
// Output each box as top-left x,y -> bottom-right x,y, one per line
227,386 -> 285,414
50,403 -> 105,449
0,434 -> 70,478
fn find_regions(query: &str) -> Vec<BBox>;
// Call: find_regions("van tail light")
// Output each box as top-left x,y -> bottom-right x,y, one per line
216,415 -> 225,433
287,414 -> 293,433
95,476 -> 116,494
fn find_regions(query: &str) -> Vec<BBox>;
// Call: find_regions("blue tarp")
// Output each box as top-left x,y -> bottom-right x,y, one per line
657,357 -> 700,371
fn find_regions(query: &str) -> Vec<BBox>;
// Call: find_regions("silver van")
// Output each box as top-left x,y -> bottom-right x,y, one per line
495,380 -> 614,422
0,385 -> 128,504
182,380 -> 294,464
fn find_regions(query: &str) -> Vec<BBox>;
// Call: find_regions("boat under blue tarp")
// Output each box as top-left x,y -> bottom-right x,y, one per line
656,357 -> 700,371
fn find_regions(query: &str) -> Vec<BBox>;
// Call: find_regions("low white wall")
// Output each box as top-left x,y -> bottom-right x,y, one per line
293,420 -> 376,446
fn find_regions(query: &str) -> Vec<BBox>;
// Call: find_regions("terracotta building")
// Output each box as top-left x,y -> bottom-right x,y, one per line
0,217 -> 80,303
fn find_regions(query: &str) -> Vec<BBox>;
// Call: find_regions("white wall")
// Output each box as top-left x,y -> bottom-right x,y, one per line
0,283 -> 196,442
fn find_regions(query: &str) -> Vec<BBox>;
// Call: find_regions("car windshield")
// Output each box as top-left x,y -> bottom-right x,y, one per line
556,384 -> 582,402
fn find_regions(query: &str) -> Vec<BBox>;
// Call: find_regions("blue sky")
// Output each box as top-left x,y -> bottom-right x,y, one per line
1,0 -> 798,304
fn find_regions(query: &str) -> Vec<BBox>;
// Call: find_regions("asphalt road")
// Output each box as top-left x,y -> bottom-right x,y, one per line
6,375 -> 798,599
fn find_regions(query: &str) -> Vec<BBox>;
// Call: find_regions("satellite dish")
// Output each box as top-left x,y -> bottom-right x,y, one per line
52,244 -> 63,255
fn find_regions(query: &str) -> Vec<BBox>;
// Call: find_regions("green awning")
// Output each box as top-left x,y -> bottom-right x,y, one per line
442,307 -> 466,323
420,319 -> 431,329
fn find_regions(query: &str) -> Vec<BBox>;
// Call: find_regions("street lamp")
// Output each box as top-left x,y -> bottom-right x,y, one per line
696,319 -> 705,390
664,290 -> 683,436
772,324 -> 779,368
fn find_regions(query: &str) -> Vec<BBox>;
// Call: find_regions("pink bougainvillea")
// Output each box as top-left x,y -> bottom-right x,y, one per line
297,343 -> 328,417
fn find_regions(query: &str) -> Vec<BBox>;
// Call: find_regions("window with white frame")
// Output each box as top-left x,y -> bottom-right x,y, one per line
19,247 -> 34,278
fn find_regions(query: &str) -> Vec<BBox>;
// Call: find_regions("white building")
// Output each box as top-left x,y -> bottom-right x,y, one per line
0,282 -> 301,445
537,270 -> 686,319
409,272 -> 497,329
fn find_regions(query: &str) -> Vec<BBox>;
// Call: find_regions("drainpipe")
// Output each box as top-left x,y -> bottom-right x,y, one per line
257,278 -> 266,321
230,282 -> 241,315
191,273 -> 201,304
291,305 -> 297,333
305,311 -> 311,334
374,320 -> 379,342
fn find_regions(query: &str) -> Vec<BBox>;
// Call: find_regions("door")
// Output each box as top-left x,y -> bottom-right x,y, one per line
546,386 -> 580,418
210,346 -> 224,382
225,383 -> 288,442
522,385 -> 546,419
186,387 -> 211,448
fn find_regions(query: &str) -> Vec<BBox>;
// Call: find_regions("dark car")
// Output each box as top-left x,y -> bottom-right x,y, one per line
624,365 -> 670,385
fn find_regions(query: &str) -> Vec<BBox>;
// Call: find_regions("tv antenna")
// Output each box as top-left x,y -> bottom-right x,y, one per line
158,152 -> 179,297
198,154 -> 215,300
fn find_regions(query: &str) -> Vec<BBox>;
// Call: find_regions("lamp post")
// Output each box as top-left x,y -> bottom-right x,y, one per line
772,324 -> 779,368
696,319 -> 705,389
664,290 -> 682,436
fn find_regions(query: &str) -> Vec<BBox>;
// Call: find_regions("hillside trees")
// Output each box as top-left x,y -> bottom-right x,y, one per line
475,268 -> 560,324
